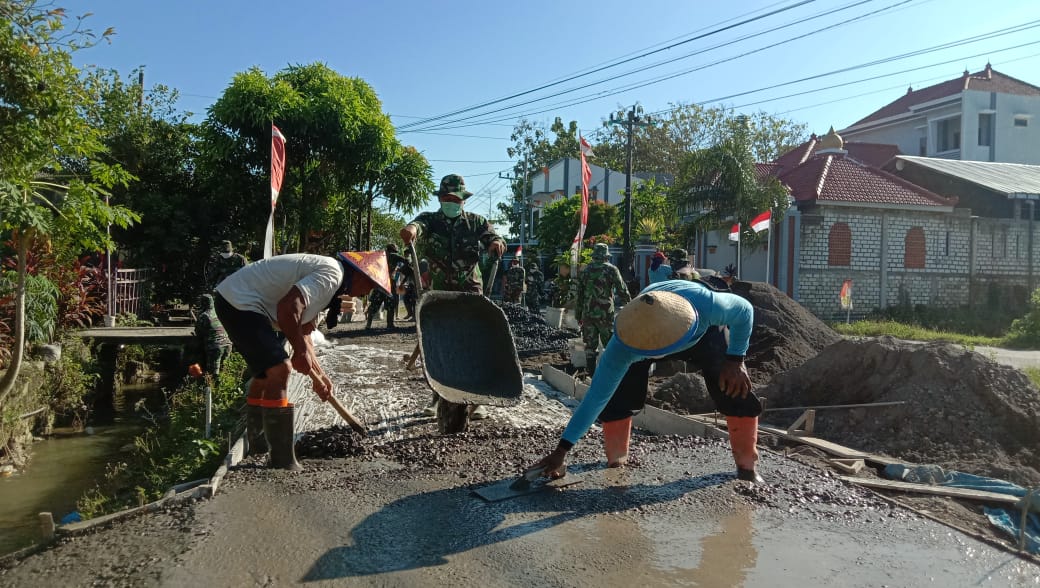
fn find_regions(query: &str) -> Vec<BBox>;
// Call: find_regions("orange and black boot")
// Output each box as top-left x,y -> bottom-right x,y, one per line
263,404 -> 302,471
245,399 -> 269,456
726,416 -> 763,483
603,417 -> 633,467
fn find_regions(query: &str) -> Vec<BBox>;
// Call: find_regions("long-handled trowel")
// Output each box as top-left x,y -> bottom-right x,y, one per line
473,465 -> 582,502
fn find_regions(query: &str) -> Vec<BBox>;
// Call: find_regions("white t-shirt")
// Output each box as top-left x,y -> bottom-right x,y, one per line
215,254 -> 343,326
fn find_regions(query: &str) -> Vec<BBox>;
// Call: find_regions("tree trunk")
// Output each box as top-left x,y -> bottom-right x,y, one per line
354,209 -> 362,251
0,229 -> 29,404
365,196 -> 374,251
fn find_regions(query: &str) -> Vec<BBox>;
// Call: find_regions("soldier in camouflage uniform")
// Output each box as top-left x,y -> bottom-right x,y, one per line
400,174 -> 506,294
206,240 -> 248,289
667,248 -> 693,280
526,262 -> 544,312
576,243 -> 631,375
401,174 -> 506,423
549,263 -> 575,308
503,258 -> 526,304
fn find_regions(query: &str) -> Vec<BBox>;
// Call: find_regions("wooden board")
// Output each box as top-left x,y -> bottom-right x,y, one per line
839,476 -> 1020,505
759,425 -> 868,459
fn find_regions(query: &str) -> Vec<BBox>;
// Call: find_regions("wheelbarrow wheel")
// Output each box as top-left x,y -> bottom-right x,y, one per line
437,399 -> 470,434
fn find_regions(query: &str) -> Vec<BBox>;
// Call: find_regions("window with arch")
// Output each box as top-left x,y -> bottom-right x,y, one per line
828,223 -> 851,266
905,226 -> 926,268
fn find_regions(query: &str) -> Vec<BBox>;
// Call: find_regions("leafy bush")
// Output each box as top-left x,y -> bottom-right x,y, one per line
1004,288 -> 1040,348
43,336 -> 99,429
78,352 -> 248,517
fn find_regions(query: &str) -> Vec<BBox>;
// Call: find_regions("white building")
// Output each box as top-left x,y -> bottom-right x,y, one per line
840,64 -> 1040,164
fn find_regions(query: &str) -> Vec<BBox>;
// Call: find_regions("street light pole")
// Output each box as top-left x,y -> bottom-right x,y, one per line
609,106 -> 652,281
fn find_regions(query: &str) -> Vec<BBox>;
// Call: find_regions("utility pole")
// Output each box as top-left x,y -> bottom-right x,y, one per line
499,156 -> 529,251
609,106 -> 652,281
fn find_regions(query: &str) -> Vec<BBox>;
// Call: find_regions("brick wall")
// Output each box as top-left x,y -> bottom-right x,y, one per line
796,206 -> 1037,319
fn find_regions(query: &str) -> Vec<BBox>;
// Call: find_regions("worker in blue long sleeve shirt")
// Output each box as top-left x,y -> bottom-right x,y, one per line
531,279 -> 765,483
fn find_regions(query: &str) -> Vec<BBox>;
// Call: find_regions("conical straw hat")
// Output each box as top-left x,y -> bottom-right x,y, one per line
615,291 -> 698,355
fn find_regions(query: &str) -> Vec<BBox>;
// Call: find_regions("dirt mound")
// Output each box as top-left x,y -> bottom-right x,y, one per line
495,302 -> 578,357
758,336 -> 1040,486
651,281 -> 840,413
295,426 -> 367,459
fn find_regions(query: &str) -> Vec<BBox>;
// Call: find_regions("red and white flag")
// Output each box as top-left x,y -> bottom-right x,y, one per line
264,125 -> 287,259
515,245 -> 523,258
750,210 -> 771,233
571,135 -> 595,270
728,223 -> 741,242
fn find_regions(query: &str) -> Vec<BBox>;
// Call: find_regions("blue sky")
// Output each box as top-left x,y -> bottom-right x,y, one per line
76,0 -> 1040,219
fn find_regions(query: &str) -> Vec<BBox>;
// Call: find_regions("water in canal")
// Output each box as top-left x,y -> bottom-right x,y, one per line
0,382 -> 161,556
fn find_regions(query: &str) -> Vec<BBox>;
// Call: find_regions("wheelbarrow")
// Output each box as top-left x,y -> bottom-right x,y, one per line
406,244 -> 523,433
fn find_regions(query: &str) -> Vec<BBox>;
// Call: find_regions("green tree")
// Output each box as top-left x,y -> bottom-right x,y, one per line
200,63 -> 396,253
359,144 -> 434,249
591,103 -> 807,175
535,197 -> 620,256
504,117 -> 580,239
671,118 -> 789,247
0,2 -> 136,402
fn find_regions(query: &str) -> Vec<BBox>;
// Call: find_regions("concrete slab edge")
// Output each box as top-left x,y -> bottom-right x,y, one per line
539,364 -> 728,440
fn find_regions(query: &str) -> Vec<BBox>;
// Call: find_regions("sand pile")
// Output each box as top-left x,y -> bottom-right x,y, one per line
651,281 -> 840,413
758,336 -> 1040,486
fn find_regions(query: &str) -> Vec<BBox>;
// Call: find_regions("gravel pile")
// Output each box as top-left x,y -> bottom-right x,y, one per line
759,336 -> 1040,486
495,302 -> 577,358
295,426 -> 368,459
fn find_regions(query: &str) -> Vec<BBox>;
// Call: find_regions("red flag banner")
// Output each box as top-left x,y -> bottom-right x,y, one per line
572,135 -> 595,272
265,125 -> 287,259
728,223 -> 740,242
840,279 -> 853,310
750,210 -> 771,233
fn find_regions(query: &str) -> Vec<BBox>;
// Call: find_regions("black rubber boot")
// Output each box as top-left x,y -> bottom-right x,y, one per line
263,406 -> 302,471
437,400 -> 470,434
365,311 -> 374,330
737,468 -> 765,484
586,351 -> 598,377
245,404 -> 269,456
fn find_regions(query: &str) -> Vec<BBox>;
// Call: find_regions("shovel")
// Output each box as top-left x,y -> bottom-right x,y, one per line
473,465 -> 582,502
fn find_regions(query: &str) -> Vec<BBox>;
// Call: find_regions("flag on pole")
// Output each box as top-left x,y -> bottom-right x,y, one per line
515,245 -> 523,258
571,135 -> 595,271
264,125 -> 287,259
728,223 -> 741,242
750,210 -> 771,233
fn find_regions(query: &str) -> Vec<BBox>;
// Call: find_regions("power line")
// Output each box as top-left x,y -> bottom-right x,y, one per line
402,0 -> 919,133
394,0 -> 818,131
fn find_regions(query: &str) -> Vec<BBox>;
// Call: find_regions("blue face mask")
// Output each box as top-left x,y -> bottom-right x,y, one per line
440,202 -> 463,218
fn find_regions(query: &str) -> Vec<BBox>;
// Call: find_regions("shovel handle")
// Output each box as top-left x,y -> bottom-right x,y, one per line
484,254 -> 500,295
328,395 -> 368,436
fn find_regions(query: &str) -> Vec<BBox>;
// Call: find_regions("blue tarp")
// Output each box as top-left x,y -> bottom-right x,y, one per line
883,464 -> 1039,554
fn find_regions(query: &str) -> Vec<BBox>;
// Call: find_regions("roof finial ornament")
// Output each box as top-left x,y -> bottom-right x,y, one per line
907,85 -> 913,94
817,126 -> 844,152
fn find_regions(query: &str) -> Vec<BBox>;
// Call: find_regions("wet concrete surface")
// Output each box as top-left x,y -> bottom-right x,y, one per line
3,325 -> 1040,586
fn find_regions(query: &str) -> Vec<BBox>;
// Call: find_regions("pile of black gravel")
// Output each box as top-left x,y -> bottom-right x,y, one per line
295,425 -> 368,459
494,302 -> 578,357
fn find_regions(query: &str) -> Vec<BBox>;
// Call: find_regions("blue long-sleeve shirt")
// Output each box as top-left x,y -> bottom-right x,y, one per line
560,280 -> 753,445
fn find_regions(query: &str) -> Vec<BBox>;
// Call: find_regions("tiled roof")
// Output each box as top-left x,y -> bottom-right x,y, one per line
848,65 -> 1040,127
779,154 -> 956,208
774,138 -> 901,171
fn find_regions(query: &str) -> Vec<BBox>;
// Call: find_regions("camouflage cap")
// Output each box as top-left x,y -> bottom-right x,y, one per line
668,248 -> 688,260
221,240 -> 233,253
592,243 -> 610,261
436,174 -> 474,199
527,262 -> 538,270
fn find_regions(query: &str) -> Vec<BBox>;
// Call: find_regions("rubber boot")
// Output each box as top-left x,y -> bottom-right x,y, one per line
387,304 -> 396,329
245,403 -> 269,456
602,417 -> 632,467
365,311 -> 374,330
726,416 -> 763,483
422,394 -> 439,417
263,405 -> 302,471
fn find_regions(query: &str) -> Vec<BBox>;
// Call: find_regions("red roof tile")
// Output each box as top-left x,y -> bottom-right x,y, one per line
775,139 -> 901,171
849,66 -> 1040,127
779,154 -> 956,207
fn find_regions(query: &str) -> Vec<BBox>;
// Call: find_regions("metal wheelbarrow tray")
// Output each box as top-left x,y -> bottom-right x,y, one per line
415,290 -> 523,407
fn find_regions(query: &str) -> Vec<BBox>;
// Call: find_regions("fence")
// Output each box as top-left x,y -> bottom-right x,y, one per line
109,268 -> 152,318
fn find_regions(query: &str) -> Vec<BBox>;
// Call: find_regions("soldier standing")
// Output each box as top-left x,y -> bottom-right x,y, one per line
576,243 -> 631,375
366,244 -> 409,330
667,248 -> 692,280
206,240 -> 248,289
550,263 -> 575,309
400,174 -> 506,422
526,261 -> 545,312
503,258 -> 526,304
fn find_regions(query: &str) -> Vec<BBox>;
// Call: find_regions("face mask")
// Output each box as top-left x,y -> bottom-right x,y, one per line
440,202 -> 463,218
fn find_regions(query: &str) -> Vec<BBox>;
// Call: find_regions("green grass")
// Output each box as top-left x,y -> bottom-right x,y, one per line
831,320 -> 1003,348
1024,367 -> 1040,388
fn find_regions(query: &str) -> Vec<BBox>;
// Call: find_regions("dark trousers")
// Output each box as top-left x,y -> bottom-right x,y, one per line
599,326 -> 763,422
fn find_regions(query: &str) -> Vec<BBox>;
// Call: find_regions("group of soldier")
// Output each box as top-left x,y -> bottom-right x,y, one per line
502,258 -> 545,312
